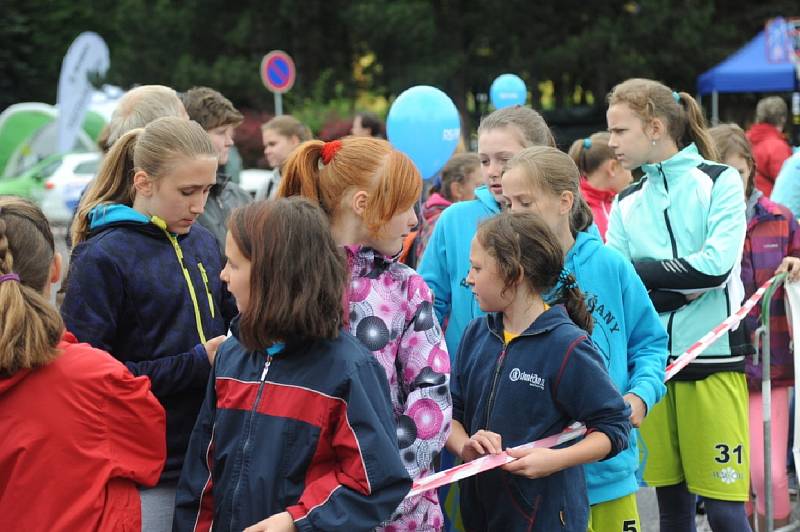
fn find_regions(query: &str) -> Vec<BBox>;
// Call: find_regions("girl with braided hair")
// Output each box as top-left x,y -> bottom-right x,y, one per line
446,210 -> 630,531
0,196 -> 165,529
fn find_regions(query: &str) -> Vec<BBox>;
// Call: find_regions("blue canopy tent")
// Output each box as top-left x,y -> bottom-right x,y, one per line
697,30 -> 798,124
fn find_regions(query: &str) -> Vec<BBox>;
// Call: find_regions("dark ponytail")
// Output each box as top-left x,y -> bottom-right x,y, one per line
554,272 -> 593,333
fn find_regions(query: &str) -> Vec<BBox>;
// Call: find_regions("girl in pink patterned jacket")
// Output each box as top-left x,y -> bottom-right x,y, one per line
278,137 -> 452,531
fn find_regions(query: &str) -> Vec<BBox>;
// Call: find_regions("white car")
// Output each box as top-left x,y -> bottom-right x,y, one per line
40,152 -> 101,225
239,168 -> 277,199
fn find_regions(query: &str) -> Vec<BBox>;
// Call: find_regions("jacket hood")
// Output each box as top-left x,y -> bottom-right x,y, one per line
579,177 -> 616,205
0,331 -> 75,394
345,244 -> 398,275
749,194 -> 789,227
422,193 -> 452,222
0,368 -> 30,394
89,204 -> 150,231
473,185 -> 502,214
565,229 -> 603,271
424,192 -> 452,211
88,204 -> 185,240
747,123 -> 785,145
486,304 -> 575,338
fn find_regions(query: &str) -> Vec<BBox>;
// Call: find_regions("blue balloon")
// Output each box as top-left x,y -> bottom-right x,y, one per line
490,74 -> 527,109
387,86 -> 460,180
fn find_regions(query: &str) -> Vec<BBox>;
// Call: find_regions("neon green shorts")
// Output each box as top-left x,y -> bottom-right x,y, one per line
588,492 -> 640,531
640,371 -> 749,501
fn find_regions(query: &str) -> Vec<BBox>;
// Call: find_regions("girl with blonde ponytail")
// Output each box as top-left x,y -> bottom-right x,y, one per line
62,116 -> 238,530
278,137 -> 451,531
0,196 -> 165,530
606,78 -> 750,530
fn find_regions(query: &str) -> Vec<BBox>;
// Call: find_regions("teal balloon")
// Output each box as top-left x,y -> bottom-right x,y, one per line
387,86 -> 460,179
490,74 -> 527,109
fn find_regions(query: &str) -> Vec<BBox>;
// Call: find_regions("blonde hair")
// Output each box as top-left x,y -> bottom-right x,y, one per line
439,153 -> 481,201
72,116 -> 216,246
567,132 -> 615,176
607,78 -> 717,161
755,96 -> 788,126
106,85 -> 186,147
0,197 -> 64,374
477,105 -> 556,148
261,115 -> 312,142
709,123 -> 755,196
277,137 -> 422,233
506,146 -> 594,234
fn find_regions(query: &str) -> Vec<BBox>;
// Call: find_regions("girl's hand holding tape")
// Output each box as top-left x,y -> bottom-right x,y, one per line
460,429 -> 503,462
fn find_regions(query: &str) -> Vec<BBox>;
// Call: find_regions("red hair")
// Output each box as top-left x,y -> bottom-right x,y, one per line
277,137 -> 422,233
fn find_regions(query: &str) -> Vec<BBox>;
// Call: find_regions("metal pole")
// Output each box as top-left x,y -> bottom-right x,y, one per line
759,323 -> 773,532
756,274 -> 788,532
711,91 -> 719,126
274,92 -> 283,116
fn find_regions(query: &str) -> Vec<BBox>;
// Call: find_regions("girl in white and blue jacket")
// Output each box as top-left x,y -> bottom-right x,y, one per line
501,145 -> 668,531
606,78 -> 749,531
446,211 -> 630,532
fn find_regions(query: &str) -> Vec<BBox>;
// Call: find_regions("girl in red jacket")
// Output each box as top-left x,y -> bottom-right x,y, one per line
0,196 -> 165,531
567,132 -> 632,240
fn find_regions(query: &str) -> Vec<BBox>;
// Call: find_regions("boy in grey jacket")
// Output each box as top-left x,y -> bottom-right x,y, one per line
181,87 -> 252,253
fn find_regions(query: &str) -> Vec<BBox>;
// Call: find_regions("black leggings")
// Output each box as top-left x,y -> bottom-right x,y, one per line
655,482 -> 751,532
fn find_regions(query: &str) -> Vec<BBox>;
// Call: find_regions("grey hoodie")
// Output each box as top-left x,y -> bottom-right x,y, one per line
197,170 -> 252,254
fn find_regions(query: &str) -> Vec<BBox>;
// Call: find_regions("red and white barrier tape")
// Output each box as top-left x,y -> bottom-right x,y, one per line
407,276 -> 779,498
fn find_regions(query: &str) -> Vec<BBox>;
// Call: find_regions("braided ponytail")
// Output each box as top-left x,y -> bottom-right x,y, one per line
554,272 -> 593,333
0,198 -> 64,374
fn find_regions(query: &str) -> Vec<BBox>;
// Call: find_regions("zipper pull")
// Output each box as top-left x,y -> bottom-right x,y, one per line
260,358 -> 271,381
197,262 -> 216,319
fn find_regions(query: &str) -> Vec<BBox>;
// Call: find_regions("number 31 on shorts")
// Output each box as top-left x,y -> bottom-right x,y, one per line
714,443 -> 744,464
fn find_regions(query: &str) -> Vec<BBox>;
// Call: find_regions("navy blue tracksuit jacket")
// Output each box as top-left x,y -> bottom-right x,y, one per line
452,306 -> 631,531
61,204 -> 237,479
173,325 -> 411,531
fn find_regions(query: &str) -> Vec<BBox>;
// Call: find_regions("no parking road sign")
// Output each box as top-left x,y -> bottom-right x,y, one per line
260,50 -> 295,94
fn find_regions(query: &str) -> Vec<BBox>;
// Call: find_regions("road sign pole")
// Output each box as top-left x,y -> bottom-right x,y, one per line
261,50 -> 295,115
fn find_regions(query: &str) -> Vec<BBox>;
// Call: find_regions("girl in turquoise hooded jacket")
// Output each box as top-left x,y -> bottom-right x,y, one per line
501,145 -> 668,532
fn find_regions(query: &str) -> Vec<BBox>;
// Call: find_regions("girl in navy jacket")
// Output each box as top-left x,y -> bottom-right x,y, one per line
62,117 -> 237,495
446,212 -> 630,531
174,198 -> 411,532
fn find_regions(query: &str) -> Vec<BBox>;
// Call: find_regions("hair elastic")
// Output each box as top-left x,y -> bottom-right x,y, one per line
320,140 -> 343,165
558,269 -> 578,289
672,91 -> 681,103
582,138 -> 592,150
0,273 -> 20,283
